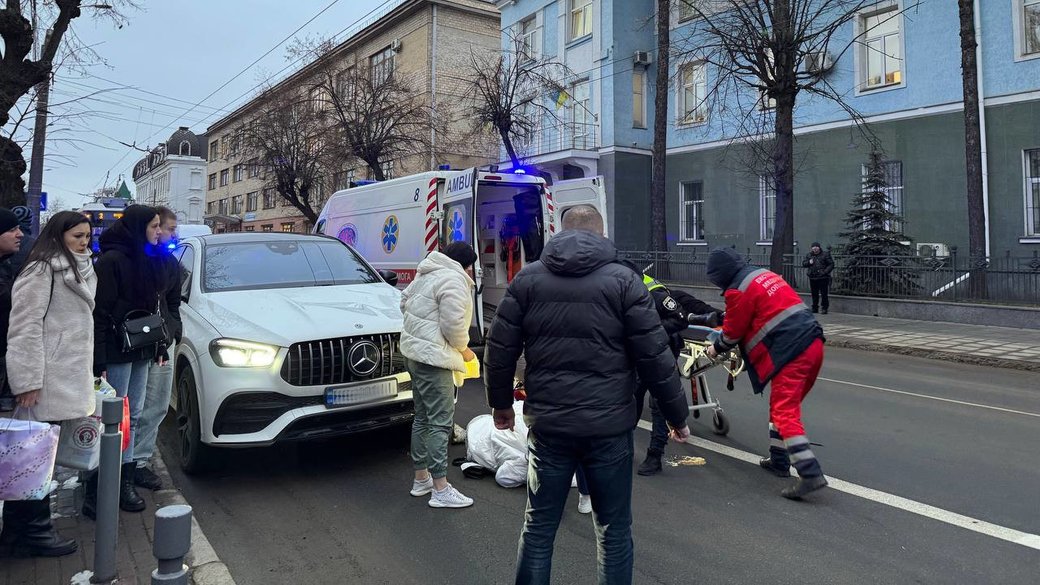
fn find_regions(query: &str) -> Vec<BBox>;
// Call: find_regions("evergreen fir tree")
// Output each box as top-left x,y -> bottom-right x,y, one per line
837,149 -> 920,296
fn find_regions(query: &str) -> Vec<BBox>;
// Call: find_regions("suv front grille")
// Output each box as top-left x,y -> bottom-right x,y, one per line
280,333 -> 405,387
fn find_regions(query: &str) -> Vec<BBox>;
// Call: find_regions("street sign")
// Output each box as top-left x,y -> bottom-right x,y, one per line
40,191 -> 47,211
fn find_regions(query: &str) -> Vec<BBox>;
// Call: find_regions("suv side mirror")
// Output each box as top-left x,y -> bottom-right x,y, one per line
378,270 -> 399,287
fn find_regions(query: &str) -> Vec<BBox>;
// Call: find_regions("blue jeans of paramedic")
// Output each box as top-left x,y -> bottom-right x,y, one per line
105,359 -> 151,464
516,430 -> 634,585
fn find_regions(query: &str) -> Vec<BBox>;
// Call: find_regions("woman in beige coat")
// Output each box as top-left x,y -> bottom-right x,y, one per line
0,211 -> 96,559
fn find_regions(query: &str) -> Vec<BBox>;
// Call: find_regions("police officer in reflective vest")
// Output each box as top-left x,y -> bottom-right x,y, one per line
705,247 -> 827,499
620,261 -> 721,476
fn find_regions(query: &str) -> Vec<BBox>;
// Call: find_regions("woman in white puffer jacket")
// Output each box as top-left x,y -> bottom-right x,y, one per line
400,242 -> 478,509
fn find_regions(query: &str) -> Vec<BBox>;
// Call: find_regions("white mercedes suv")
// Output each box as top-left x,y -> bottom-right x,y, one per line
170,233 -> 412,473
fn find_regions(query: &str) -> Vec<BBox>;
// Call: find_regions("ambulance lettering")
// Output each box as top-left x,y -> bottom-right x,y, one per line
446,173 -> 472,197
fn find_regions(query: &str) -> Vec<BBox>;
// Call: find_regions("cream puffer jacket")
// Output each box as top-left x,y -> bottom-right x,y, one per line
399,252 -> 474,372
7,252 -> 98,422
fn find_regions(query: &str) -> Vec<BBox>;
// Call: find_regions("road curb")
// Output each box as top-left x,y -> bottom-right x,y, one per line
825,335 -> 1040,372
152,453 -> 237,585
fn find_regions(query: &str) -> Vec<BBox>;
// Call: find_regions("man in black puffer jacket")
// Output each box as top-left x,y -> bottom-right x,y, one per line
485,205 -> 689,585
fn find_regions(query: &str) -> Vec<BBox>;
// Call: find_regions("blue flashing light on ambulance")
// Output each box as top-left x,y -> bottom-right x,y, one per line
313,166 -> 608,345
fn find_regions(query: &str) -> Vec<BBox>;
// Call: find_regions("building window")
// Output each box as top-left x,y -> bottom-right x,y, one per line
569,0 -> 593,41
1021,0 -> 1040,57
209,141 -> 218,162
632,70 -> 646,128
679,181 -> 705,242
244,226 -> 255,232
382,161 -> 394,180
261,224 -> 273,232
759,176 -> 776,241
679,62 -> 708,125
309,85 -> 329,112
231,195 -> 243,215
281,222 -> 296,233
220,137 -> 228,159
859,5 -> 903,90
569,80 -> 592,149
233,164 -> 244,182
206,201 -> 214,215
246,191 -> 259,212
208,173 -> 217,190
519,15 -> 540,61
219,169 -> 229,187
263,188 -> 278,209
1026,149 -> 1040,236
678,1 -> 697,22
218,198 -> 229,215
370,46 -> 395,85
249,158 -> 261,178
333,170 -> 348,191
179,141 -> 191,156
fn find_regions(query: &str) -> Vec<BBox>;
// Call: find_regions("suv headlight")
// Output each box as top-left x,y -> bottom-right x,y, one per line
209,339 -> 278,367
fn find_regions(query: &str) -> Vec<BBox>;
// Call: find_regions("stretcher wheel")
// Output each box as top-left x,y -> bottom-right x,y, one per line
711,410 -> 730,436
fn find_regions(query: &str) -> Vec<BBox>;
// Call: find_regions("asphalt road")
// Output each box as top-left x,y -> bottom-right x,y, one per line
159,347 -> 1040,584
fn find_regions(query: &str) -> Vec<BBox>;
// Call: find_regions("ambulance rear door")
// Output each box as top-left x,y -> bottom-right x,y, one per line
439,168 -> 484,345
546,176 -> 609,237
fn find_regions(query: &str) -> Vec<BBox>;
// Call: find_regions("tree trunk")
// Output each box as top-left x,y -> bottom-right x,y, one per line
0,137 -> 28,208
650,0 -> 670,251
958,0 -> 988,299
365,158 -> 386,181
769,93 -> 796,281
501,128 -> 521,168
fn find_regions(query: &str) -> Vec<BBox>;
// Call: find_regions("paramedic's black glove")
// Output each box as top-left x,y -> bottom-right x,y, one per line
688,312 -> 721,328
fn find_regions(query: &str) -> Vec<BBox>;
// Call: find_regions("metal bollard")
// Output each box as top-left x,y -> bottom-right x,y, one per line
92,397 -> 124,583
152,505 -> 192,584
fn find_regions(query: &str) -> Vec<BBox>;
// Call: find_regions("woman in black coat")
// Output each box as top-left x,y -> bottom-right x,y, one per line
84,205 -> 172,517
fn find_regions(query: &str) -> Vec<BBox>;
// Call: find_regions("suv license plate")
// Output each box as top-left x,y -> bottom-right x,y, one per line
325,379 -> 398,409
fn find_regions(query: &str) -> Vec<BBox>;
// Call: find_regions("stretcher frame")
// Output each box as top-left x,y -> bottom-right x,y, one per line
675,326 -> 746,436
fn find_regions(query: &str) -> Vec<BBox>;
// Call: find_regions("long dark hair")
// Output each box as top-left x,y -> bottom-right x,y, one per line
19,211 -> 91,282
98,205 -> 168,302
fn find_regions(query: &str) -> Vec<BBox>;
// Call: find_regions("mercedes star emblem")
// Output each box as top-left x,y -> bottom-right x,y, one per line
347,341 -> 381,377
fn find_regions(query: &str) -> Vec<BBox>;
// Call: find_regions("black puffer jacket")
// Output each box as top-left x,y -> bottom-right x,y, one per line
484,230 -> 688,438
93,207 -> 181,373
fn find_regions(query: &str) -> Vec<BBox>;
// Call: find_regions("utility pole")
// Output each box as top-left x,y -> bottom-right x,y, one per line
26,29 -> 52,236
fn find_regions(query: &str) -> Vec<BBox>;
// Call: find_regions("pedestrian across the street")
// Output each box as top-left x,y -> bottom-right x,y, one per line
399,241 -> 479,509
705,247 -> 828,500
803,242 -> 834,314
484,205 -> 690,585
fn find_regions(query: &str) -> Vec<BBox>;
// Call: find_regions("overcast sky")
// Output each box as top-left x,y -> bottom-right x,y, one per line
40,0 -> 389,208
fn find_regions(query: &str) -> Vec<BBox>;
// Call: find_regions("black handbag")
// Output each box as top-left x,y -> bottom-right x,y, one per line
120,297 -> 169,353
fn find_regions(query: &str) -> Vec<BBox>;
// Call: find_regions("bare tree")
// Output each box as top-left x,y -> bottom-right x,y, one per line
675,1 -> 914,273
238,92 -> 336,224
957,0 -> 987,299
0,0 -> 134,207
463,34 -> 569,168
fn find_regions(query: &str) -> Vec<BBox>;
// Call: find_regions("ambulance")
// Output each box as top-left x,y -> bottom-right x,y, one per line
313,167 -> 608,345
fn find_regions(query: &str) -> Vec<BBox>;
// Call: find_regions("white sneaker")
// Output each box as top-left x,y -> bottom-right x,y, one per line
429,484 -> 474,509
410,475 -> 434,497
578,494 -> 592,514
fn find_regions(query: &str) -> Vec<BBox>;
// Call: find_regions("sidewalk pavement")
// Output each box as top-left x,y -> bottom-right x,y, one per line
2,453 -> 234,585
817,311 -> 1040,372
670,284 -> 1040,371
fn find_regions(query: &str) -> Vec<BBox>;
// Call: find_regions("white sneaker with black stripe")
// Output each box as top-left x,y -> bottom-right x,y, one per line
429,484 -> 474,509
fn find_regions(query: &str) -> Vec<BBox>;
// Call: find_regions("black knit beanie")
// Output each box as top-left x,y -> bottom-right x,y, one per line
0,208 -> 20,234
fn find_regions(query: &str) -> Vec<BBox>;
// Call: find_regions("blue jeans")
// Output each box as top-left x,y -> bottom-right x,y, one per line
575,465 -> 589,496
516,430 -> 634,585
105,359 -> 151,464
648,396 -> 669,456
135,345 -> 175,465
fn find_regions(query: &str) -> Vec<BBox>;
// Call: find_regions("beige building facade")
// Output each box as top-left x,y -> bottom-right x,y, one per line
205,0 -> 500,234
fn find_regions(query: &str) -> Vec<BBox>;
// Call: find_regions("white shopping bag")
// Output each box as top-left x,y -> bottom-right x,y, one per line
54,382 -> 115,471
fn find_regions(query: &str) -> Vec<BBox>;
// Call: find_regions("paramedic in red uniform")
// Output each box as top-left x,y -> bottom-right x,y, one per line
704,247 -> 828,499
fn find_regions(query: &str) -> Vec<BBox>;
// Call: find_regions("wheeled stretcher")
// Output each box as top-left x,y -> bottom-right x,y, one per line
675,326 -> 746,436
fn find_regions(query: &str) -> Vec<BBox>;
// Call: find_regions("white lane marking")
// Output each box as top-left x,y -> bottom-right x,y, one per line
818,377 -> 1040,419
636,420 -> 1040,551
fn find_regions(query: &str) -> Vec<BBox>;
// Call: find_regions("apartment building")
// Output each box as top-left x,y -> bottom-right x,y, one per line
205,0 -> 501,234
132,127 -> 207,224
498,0 -> 1040,255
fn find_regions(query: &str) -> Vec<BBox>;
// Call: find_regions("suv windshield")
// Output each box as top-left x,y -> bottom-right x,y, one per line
202,239 -> 380,292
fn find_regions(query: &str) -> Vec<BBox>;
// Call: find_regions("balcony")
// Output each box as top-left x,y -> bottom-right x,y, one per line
517,120 -> 600,159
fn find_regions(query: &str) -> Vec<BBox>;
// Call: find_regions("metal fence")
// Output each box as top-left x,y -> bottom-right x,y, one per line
617,248 -> 1040,306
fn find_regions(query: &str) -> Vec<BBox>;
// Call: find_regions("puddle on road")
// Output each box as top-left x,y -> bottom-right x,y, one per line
665,455 -> 707,467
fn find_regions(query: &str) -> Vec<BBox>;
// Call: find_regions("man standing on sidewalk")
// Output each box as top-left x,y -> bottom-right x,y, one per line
803,242 -> 834,314
706,247 -> 827,499
484,205 -> 690,585
0,209 -> 23,412
132,206 -> 182,490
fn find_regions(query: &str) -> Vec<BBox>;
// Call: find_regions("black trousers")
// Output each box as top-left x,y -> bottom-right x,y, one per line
809,278 -> 830,311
